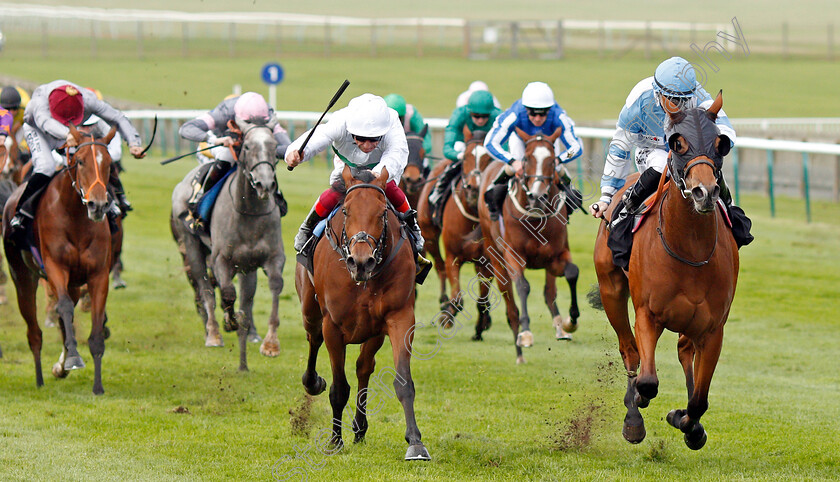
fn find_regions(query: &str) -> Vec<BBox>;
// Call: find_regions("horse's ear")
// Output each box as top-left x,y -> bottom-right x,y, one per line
514,126 -> 529,142
267,116 -> 278,131
420,124 -> 428,139
103,126 -> 117,145
463,124 -> 472,143
547,126 -> 564,143
68,124 -> 82,144
707,90 -> 723,120
341,164 -> 354,186
376,167 -> 389,189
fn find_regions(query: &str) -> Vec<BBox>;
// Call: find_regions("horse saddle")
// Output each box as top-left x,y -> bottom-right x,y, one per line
196,165 -> 237,222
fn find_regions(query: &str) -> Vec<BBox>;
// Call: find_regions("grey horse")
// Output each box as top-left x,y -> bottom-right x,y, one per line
171,117 -> 285,371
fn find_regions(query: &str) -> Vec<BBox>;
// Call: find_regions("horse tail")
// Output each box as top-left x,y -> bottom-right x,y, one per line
586,284 -> 604,311
462,224 -> 483,244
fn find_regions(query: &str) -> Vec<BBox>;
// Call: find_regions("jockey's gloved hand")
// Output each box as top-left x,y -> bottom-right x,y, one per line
456,151 -> 464,161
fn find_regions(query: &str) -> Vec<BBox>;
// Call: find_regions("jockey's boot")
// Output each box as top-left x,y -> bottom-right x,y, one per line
184,161 -> 230,232
555,165 -> 583,215
274,190 -> 288,217
8,172 -> 51,245
428,161 -> 461,210
718,175 -> 754,248
610,167 -> 661,230
402,209 -> 432,281
294,204 -> 325,254
109,165 -> 132,214
484,166 -> 513,221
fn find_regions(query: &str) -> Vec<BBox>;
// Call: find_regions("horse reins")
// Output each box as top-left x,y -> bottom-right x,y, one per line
66,136 -> 110,204
225,123 -> 280,217
326,183 -> 405,279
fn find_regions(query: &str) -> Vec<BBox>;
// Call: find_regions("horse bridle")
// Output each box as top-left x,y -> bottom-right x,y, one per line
236,124 -> 278,191
460,140 -> 484,192
518,135 -> 558,200
331,183 -> 389,267
66,137 -> 110,204
671,155 -> 721,198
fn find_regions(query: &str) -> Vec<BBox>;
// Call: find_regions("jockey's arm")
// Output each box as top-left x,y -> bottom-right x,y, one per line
591,127 -> 636,217
285,112 -> 343,167
554,111 -> 583,164
442,108 -> 467,162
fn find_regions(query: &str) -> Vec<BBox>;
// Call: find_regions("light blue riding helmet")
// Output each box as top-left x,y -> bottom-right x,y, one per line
653,57 -> 697,98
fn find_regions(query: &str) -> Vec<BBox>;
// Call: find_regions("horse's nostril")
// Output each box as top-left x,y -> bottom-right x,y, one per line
691,186 -> 706,202
363,257 -> 376,272
347,257 -> 357,268
712,185 -> 720,199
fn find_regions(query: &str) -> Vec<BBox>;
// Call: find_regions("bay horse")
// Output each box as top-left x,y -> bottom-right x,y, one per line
295,166 -> 430,461
399,125 -> 428,211
591,93 -> 738,450
418,129 -> 494,339
2,124 -> 118,394
477,127 -> 580,364
171,116 -> 285,371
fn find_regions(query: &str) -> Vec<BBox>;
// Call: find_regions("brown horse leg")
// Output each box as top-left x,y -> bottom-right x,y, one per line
387,308 -> 431,461
471,264 -> 494,341
323,317 -> 350,449
353,334 -> 386,443
86,272 -> 109,395
667,327 -> 723,450
10,258 -> 43,386
634,308 -> 664,403
487,254 -> 523,363
297,267 -> 325,396
44,263 -> 86,373
677,334 -> 696,396
510,265 -> 533,349
425,230 -> 448,309
444,254 -> 464,321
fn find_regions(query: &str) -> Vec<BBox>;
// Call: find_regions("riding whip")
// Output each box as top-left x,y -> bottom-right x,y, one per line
287,79 -> 350,171
139,115 -> 158,156
159,143 -> 221,165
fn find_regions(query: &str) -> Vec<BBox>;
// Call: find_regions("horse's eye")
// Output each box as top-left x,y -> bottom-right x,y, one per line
342,208 -> 347,216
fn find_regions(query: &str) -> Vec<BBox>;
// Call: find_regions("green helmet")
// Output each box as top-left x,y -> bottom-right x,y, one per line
467,90 -> 494,115
383,93 -> 407,117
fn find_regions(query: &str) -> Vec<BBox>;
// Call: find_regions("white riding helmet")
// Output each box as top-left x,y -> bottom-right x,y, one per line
346,94 -> 391,138
469,80 -> 489,91
521,82 -> 554,109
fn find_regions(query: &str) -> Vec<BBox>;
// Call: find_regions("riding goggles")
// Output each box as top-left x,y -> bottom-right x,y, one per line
526,108 -> 549,117
353,134 -> 383,143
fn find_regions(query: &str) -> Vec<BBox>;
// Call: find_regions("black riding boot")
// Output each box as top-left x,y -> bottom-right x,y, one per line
294,204 -> 325,254
484,167 -> 512,221
607,167 -> 661,271
429,161 -> 462,209
555,166 -> 583,215
109,164 -> 132,215
401,208 -> 432,282
8,172 -> 52,244
719,175 -> 754,248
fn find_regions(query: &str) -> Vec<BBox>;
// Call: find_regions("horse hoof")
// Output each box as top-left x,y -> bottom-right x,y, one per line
205,336 -> 224,347
223,314 -> 238,332
516,356 -> 526,365
666,410 -> 686,429
516,330 -> 533,348
304,375 -> 327,396
561,316 -> 578,333
259,340 -> 280,357
622,422 -> 646,444
44,318 -> 56,328
112,279 -> 127,290
52,362 -> 69,379
555,329 -> 573,341
64,355 -> 85,371
471,334 -> 483,341
685,429 -> 708,450
247,333 -> 262,343
404,444 -> 431,461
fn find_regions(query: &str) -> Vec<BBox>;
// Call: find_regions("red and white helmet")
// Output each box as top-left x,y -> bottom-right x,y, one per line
346,94 -> 391,138
234,92 -> 270,122
48,84 -> 85,126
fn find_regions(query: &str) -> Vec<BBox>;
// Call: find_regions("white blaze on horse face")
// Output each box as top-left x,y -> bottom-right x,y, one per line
95,150 -> 104,168
531,145 -> 552,194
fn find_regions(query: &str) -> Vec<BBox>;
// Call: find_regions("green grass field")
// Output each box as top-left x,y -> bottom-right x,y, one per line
0,155 -> 838,480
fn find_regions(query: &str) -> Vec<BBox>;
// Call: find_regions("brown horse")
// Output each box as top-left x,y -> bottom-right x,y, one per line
591,93 -> 738,450
418,130 -> 494,339
477,127 -> 580,364
399,125 -> 428,211
295,166 -> 430,461
2,125 -> 117,394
